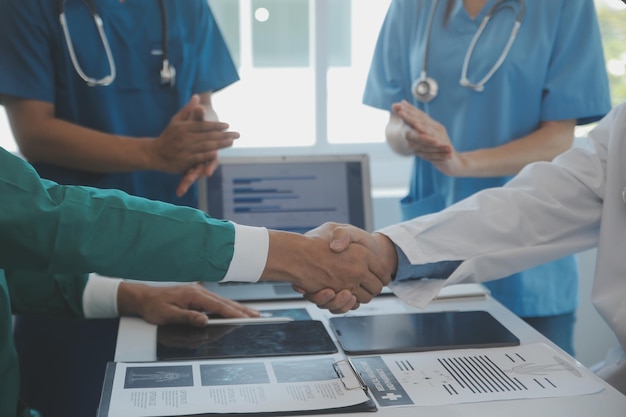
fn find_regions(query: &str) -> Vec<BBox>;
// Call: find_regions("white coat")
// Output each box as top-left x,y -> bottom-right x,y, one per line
380,103 -> 626,394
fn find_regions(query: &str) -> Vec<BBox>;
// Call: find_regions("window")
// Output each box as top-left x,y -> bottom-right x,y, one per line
1,0 -> 625,191
209,0 -> 392,147
208,0 -> 408,192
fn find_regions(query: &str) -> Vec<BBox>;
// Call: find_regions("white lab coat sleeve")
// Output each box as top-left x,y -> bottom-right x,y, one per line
379,120 -> 610,307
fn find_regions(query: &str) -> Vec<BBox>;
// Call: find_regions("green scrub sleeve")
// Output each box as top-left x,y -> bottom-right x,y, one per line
0,148 -> 236,283
5,270 -> 87,317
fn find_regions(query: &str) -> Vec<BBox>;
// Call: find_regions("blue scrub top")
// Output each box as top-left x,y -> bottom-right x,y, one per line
0,0 -> 239,207
363,0 -> 611,316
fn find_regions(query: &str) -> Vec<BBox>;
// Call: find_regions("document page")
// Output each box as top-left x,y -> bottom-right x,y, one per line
350,343 -> 604,408
99,355 -> 371,417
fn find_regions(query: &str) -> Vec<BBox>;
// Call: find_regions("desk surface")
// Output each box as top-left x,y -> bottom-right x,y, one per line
115,291 -> 626,416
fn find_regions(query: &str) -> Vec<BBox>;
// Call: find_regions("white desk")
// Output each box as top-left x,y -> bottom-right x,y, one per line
115,292 -> 626,416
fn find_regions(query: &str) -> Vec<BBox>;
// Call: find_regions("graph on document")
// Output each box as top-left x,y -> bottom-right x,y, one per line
351,344 -> 603,407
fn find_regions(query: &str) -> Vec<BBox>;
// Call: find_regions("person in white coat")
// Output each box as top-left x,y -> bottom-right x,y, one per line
306,102 -> 626,394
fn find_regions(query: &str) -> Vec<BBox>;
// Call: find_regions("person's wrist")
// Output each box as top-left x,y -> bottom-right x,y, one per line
139,136 -> 165,172
265,231 -> 333,293
263,230 -> 303,285
117,282 -> 145,317
373,232 -> 398,281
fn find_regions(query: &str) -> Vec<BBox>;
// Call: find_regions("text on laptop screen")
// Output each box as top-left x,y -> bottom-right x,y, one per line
205,155 -> 371,233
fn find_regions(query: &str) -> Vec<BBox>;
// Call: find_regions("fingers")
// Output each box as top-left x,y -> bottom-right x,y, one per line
306,223 -> 373,253
329,224 -> 373,252
172,94 -> 201,122
126,283 -> 259,328
405,131 -> 452,157
302,288 -> 338,306
304,289 -> 357,314
187,284 -> 259,320
176,153 -> 220,197
155,95 -> 238,174
392,100 -> 453,161
203,158 -> 219,177
176,164 -> 204,197
154,124 -> 238,173
165,308 -> 212,327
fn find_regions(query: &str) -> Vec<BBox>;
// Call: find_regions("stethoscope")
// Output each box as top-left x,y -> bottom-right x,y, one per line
58,0 -> 176,87
412,0 -> 526,103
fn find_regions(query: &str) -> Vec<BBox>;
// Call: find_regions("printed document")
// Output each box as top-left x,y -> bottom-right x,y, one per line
98,355 -> 372,417
351,343 -> 604,408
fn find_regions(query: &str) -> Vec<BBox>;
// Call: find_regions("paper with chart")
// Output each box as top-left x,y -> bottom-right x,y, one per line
99,355 -> 371,417
351,343 -> 604,407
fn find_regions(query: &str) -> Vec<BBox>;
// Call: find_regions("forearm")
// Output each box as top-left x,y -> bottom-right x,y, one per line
5,98 -> 157,172
453,119 -> 576,177
5,269 -> 88,317
262,230 -> 314,287
17,118 -> 156,172
0,149 -> 236,281
380,143 -> 603,283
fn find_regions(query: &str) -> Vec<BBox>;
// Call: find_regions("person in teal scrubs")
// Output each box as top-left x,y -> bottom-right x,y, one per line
0,0 -> 241,415
0,146 -> 387,417
363,0 -> 611,354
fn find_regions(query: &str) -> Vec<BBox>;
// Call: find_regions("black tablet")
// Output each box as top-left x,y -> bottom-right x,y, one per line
156,320 -> 337,360
329,311 -> 520,355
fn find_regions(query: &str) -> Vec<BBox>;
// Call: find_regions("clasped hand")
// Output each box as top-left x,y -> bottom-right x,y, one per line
150,95 -> 240,196
292,223 -> 398,314
392,100 -> 468,176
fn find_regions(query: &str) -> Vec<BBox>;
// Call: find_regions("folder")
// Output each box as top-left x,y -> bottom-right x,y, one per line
97,356 -> 375,417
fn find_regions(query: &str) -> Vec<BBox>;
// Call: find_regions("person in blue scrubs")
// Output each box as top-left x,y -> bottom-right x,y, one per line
363,0 -> 611,355
0,1 -> 240,416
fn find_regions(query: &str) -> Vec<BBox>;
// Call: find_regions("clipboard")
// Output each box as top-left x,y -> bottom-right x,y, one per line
333,359 -> 368,392
97,358 -> 376,417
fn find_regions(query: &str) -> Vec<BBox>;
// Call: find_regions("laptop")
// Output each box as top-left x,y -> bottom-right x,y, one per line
199,154 -> 374,301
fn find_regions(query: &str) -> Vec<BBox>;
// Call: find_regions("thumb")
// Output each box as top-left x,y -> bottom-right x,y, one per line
173,94 -> 201,122
329,227 -> 353,252
170,307 -> 210,327
190,105 -> 205,122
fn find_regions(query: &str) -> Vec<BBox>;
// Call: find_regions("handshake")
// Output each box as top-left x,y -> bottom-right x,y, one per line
261,222 -> 400,314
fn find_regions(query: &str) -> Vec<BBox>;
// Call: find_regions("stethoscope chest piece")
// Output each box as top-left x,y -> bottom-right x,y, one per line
412,74 -> 439,103
412,0 -> 525,102
160,59 -> 176,87
622,187 -> 626,204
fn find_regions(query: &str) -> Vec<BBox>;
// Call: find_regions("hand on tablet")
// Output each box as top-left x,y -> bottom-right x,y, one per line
117,282 -> 259,327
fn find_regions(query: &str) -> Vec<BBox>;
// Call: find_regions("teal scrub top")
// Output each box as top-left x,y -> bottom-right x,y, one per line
0,0 -> 239,206
0,147 -> 236,417
363,0 -> 611,317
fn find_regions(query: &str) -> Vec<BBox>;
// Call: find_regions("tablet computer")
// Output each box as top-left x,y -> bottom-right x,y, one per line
156,320 -> 337,360
329,311 -> 520,355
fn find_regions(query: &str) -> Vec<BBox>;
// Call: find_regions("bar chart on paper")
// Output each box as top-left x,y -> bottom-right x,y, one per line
350,343 -> 604,408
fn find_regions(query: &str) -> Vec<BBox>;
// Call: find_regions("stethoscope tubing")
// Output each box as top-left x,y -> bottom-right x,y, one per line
57,0 -> 173,87
413,0 -> 526,102
58,0 -> 116,86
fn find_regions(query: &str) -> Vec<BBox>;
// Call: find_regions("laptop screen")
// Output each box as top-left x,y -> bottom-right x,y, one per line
201,154 -> 373,233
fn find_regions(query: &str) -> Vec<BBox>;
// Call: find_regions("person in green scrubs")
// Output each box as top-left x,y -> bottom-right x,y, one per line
0,147 -> 389,417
